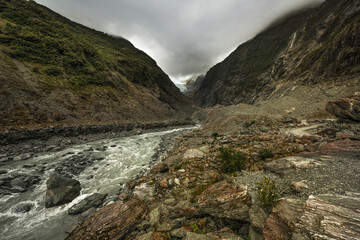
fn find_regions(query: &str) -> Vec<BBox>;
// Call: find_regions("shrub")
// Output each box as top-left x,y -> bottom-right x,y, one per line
257,177 -> 279,209
258,149 -> 274,160
212,132 -> 219,140
43,66 -> 62,76
173,163 -> 182,170
218,146 -> 247,173
191,223 -> 204,234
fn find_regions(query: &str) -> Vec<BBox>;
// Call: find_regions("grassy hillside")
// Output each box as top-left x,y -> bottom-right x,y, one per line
0,0 -> 193,128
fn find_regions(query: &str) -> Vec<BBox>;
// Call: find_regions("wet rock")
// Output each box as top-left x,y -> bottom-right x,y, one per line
198,181 -> 250,221
66,199 -> 146,240
10,186 -> 26,193
45,174 -> 81,208
326,94 -> 360,122
151,163 -> 169,174
133,183 -> 155,200
0,170 -> 8,175
13,153 -> 32,161
13,203 -> 33,213
78,207 -> 96,224
23,164 -> 36,168
68,193 -> 107,215
10,175 -> 40,190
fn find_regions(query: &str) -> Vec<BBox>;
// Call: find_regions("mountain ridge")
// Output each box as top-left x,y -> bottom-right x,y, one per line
0,0 -> 194,129
191,0 -> 360,107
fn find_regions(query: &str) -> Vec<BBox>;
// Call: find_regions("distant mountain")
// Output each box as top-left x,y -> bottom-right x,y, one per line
183,74 -> 204,99
192,0 -> 360,107
175,83 -> 187,92
0,0 -> 194,128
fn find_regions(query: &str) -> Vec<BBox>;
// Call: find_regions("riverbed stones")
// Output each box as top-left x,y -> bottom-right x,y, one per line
68,193 -> 107,215
66,199 -> 146,240
184,148 -> 205,159
45,174 -> 81,208
198,181 -> 250,221
133,183 -> 155,200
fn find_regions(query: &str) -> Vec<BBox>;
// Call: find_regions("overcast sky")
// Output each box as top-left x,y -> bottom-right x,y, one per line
35,0 -> 323,83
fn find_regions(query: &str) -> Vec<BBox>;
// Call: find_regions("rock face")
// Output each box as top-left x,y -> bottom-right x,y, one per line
68,193 -> 107,215
263,194 -> 360,240
192,0 -> 360,107
66,199 -> 146,240
326,94 -> 360,122
198,181 -> 250,221
45,174 -> 81,208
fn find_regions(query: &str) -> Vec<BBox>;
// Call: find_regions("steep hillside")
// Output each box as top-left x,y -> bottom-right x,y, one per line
193,0 -> 360,107
183,74 -> 204,99
0,0 -> 194,129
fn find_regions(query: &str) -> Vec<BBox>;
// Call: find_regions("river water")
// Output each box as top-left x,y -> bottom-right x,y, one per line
0,127 -> 194,240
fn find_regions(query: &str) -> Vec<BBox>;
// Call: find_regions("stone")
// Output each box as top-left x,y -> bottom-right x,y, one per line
184,149 -> 205,159
263,213 -> 290,240
150,232 -> 170,240
66,199 -> 146,240
198,181 -> 250,221
149,207 -> 161,226
170,228 -> 189,238
164,198 -> 176,206
159,179 -> 168,188
137,231 -> 153,240
13,153 -> 32,161
294,193 -> 360,239
290,180 -> 308,192
263,156 -> 320,175
249,204 -> 268,231
133,183 -> 155,200
174,178 -> 180,186
184,232 -> 207,240
77,207 -> 96,224
45,174 -> 81,208
272,198 -> 304,229
248,226 -> 263,240
150,163 -> 169,174
207,227 -> 244,240
68,193 -> 107,215
13,203 -> 33,213
326,94 -> 360,122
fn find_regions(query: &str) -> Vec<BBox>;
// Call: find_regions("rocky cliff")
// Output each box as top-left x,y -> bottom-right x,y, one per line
0,0 -> 194,129
193,0 -> 360,107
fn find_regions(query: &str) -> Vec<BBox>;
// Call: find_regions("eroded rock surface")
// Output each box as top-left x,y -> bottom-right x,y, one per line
66,199 -> 146,240
326,94 -> 360,122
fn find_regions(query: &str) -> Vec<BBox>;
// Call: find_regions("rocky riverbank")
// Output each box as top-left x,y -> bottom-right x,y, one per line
0,120 -> 194,164
66,112 -> 360,239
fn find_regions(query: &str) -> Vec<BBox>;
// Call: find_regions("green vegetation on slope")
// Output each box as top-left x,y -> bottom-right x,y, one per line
0,0 -> 168,89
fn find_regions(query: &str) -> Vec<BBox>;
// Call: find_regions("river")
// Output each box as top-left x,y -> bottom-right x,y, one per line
0,126 -> 195,240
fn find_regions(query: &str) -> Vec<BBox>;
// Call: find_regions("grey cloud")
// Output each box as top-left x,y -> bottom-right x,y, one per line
36,0 -> 324,82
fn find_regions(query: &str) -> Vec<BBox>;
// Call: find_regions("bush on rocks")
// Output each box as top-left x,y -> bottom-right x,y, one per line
217,146 -> 247,173
257,177 -> 279,210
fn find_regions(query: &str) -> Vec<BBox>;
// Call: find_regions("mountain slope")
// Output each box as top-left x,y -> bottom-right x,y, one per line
193,0 -> 360,107
0,0 -> 194,128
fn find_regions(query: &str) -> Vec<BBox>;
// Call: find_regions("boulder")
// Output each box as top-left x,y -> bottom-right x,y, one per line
66,199 -> 146,240
68,193 -> 107,215
294,193 -> 360,239
326,94 -> 360,122
263,156 -> 320,176
150,163 -> 169,174
13,203 -> 33,213
198,181 -> 250,221
45,174 -> 81,208
184,149 -> 205,159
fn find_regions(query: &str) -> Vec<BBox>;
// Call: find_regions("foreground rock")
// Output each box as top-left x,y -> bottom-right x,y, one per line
264,193 -> 360,240
45,174 -> 81,208
68,193 -> 107,215
198,181 -> 250,221
326,94 -> 360,122
66,199 -> 146,240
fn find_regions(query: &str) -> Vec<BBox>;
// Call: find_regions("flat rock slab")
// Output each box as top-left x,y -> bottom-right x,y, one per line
198,181 -> 250,221
263,156 -> 320,175
66,199 -> 146,240
68,193 -> 107,215
294,193 -> 360,239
